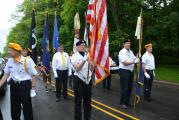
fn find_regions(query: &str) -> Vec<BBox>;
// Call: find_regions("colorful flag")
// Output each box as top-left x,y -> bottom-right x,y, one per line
53,11 -> 59,53
87,0 -> 110,84
28,9 -> 37,64
42,13 -> 50,72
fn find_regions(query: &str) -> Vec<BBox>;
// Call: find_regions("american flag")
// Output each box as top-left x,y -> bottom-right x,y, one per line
86,0 -> 110,84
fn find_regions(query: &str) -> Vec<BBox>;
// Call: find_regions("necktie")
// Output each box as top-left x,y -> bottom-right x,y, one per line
61,53 -> 65,66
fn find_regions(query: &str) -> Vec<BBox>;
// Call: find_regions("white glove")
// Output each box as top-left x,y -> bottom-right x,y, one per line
83,55 -> 88,61
31,89 -> 37,98
153,71 -> 155,77
144,72 -> 150,79
134,58 -> 139,64
54,71 -> 58,78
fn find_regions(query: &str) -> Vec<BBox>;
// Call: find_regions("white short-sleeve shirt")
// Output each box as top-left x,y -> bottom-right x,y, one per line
71,52 -> 92,84
4,56 -> 38,81
142,51 -> 155,70
118,48 -> 136,71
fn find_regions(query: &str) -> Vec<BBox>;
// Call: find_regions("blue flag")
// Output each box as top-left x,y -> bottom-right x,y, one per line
42,13 -> 50,72
134,57 -> 144,107
53,12 -> 58,53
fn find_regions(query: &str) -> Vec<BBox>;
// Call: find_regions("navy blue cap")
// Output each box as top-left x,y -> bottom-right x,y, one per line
122,39 -> 130,44
76,40 -> 86,46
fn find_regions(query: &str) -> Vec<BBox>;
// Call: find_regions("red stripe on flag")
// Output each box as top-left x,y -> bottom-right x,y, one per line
95,67 -> 102,79
88,4 -> 93,10
97,25 -> 108,64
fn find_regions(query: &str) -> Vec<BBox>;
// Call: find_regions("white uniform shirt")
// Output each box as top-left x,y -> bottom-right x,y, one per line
142,51 -> 155,70
118,48 -> 136,71
71,52 -> 92,84
52,52 -> 70,73
4,56 -> 38,81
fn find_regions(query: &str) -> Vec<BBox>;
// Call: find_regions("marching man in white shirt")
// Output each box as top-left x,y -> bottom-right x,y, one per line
71,40 -> 94,120
52,44 -> 70,102
118,39 -> 139,109
142,43 -> 155,102
0,43 -> 38,120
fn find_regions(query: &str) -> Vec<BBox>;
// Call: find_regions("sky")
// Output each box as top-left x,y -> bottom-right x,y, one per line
0,0 -> 24,53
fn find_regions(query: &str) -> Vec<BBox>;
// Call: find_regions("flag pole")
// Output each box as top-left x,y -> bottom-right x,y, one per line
134,8 -> 143,109
85,11 -> 90,83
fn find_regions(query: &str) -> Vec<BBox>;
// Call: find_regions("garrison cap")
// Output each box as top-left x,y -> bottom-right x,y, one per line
8,43 -> 22,52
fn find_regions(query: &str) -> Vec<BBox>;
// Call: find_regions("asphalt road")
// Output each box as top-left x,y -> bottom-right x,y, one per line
0,74 -> 179,120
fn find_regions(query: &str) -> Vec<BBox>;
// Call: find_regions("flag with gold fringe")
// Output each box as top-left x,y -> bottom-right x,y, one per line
86,0 -> 110,84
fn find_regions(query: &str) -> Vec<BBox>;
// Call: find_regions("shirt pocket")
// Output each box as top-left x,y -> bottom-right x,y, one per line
9,66 -> 15,73
19,68 -> 27,74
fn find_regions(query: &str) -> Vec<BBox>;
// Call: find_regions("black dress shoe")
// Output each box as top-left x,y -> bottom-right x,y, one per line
145,97 -> 152,102
64,96 -> 69,100
120,104 -> 128,109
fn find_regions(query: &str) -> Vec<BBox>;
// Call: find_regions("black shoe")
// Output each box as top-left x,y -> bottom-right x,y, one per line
120,104 -> 128,109
145,97 -> 152,102
45,89 -> 49,93
64,96 -> 69,100
56,98 -> 60,102
126,103 -> 131,107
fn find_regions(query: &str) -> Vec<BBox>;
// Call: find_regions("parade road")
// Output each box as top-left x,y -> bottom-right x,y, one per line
0,74 -> 179,120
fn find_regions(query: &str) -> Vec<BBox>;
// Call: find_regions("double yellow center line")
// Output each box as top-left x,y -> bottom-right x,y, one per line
51,81 -> 139,120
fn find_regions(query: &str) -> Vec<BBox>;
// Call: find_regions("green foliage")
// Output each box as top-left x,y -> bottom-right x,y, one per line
4,0 -> 179,64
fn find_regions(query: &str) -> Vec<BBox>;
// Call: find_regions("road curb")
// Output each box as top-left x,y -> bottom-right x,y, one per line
154,80 -> 179,86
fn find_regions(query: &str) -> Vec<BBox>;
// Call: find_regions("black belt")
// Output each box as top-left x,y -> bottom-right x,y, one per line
146,70 -> 153,74
119,68 -> 133,73
56,69 -> 68,71
12,80 -> 31,84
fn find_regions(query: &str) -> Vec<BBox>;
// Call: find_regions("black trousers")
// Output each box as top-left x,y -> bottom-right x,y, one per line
56,70 -> 68,98
119,69 -> 133,106
144,70 -> 154,99
0,109 -> 3,120
74,76 -> 92,120
68,71 -> 74,89
103,74 -> 111,90
10,80 -> 33,120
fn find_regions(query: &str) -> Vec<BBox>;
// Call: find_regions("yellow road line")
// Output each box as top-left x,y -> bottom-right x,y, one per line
92,99 -> 139,120
67,92 -> 124,120
51,84 -> 124,120
51,82 -> 139,120
68,89 -> 139,120
92,104 -> 124,120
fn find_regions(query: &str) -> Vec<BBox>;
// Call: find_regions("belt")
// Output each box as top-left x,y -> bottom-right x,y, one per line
119,68 -> 133,72
146,69 -> 154,71
56,69 -> 68,71
12,80 -> 31,84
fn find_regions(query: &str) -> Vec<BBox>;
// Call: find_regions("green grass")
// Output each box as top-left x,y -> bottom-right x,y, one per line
155,65 -> 179,83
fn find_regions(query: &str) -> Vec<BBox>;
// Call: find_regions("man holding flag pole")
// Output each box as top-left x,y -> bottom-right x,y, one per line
118,39 -> 139,109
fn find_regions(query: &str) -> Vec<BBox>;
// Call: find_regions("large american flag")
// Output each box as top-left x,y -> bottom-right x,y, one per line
86,0 -> 110,84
